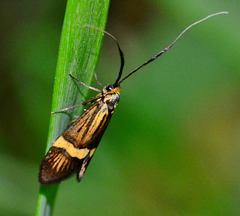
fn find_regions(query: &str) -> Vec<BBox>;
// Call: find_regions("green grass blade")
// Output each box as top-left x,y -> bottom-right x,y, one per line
35,0 -> 110,215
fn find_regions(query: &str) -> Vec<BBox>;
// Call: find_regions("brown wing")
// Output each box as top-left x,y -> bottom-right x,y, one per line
39,102 -> 113,185
77,148 -> 97,182
39,146 -> 81,185
63,103 -> 111,148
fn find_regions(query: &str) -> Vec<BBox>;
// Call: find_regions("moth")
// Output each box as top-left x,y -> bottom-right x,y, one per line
39,12 -> 228,185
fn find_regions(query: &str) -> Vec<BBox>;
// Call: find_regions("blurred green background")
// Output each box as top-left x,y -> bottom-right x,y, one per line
1,0 -> 240,215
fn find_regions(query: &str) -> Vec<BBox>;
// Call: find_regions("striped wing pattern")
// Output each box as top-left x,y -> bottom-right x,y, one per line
39,102 -> 112,185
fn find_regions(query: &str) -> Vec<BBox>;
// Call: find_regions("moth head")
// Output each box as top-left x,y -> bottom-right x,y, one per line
102,84 -> 121,111
103,84 -> 114,93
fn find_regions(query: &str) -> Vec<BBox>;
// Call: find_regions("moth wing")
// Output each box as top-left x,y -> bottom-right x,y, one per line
39,147 -> 80,185
77,148 -> 97,182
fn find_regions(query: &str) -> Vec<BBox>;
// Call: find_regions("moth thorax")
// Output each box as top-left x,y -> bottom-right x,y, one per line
105,93 -> 120,111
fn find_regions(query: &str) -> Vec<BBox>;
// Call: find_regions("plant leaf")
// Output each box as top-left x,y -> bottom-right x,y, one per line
35,0 -> 110,215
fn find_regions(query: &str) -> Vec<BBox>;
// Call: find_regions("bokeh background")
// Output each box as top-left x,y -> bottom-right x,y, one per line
1,0 -> 240,215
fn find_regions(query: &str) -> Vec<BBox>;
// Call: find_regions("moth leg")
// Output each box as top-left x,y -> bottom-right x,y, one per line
51,95 -> 102,115
68,74 -> 87,101
94,73 -> 104,87
51,104 -> 83,114
51,76 -> 104,114
69,74 -> 101,93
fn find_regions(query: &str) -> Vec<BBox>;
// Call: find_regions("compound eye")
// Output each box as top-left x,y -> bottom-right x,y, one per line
106,85 -> 113,92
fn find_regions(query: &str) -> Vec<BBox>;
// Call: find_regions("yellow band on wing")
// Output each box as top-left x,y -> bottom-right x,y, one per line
53,136 -> 89,160
90,148 -> 96,157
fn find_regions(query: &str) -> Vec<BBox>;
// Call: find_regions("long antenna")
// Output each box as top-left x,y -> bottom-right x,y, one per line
118,11 -> 228,85
83,25 -> 125,86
